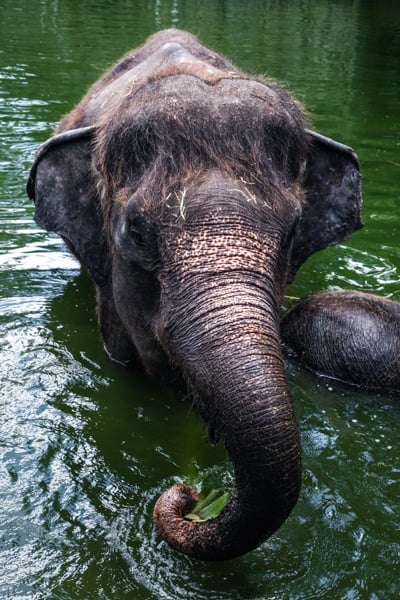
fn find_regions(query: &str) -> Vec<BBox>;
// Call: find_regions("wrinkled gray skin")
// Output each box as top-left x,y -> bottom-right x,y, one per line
27,29 -> 362,561
281,289 -> 400,393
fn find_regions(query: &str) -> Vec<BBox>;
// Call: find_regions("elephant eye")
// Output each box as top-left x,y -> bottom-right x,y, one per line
128,222 -> 144,246
122,212 -> 159,271
289,214 -> 299,238
283,215 -> 300,255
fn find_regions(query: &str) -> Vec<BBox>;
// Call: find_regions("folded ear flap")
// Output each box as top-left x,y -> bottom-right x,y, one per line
27,127 -> 110,287
288,130 -> 363,282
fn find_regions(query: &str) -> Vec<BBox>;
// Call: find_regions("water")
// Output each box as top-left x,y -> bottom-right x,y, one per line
1,1 -> 399,598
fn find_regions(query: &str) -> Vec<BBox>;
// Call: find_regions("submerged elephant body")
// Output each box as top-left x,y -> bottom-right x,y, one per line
27,30 -> 362,560
281,290 -> 400,392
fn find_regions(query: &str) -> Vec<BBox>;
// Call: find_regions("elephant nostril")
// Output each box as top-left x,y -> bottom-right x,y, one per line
154,483 -> 199,529
128,223 -> 144,247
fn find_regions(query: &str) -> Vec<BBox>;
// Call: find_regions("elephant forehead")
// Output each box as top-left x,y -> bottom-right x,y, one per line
86,45 -> 246,124
93,65 -> 294,132
135,75 -> 288,121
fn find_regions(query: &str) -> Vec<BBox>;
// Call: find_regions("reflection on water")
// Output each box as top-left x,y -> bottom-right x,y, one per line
326,246 -> 400,293
1,0 -> 400,598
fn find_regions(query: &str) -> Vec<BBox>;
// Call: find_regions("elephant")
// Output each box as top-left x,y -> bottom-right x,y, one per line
281,289 -> 400,393
26,29 -> 362,561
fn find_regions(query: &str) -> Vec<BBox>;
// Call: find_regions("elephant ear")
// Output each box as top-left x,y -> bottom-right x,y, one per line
27,127 -> 110,287
288,130 -> 363,282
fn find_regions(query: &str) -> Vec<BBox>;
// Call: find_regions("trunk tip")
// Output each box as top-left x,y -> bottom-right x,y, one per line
153,483 -> 199,551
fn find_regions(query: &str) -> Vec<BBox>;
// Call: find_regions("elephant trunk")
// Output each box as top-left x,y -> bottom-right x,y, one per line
153,251 -> 302,560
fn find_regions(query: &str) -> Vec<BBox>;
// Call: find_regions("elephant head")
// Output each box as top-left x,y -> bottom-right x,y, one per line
27,29 -> 362,561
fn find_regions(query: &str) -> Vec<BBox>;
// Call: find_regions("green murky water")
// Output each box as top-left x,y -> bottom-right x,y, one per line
1,1 -> 399,598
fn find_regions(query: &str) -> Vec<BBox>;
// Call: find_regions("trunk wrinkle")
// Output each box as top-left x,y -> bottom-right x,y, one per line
154,214 -> 300,560
153,276 -> 301,560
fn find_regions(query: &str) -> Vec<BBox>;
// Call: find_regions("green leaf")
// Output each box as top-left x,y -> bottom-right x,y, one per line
185,489 -> 229,523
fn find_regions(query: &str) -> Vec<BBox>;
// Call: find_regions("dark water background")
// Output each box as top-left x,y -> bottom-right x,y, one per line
1,1 -> 399,598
